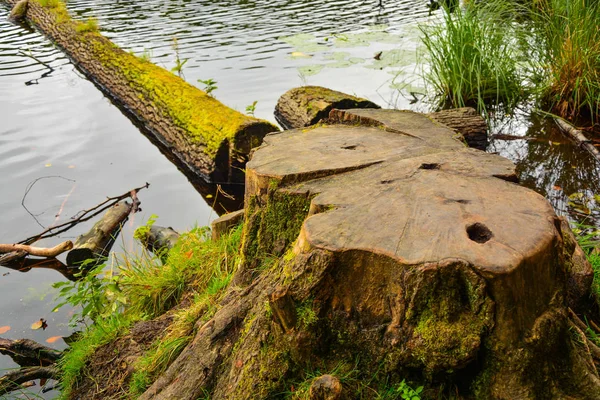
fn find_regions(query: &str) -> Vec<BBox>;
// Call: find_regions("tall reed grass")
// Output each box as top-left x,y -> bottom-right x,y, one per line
420,0 -> 600,125
420,2 -> 525,113
534,0 -> 600,123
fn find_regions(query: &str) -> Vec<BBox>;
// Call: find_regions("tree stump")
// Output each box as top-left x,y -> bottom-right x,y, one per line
138,109 -> 599,399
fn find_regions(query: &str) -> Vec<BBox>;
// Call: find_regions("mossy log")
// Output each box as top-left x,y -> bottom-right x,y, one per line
136,110 -> 599,399
66,201 -> 132,266
274,86 -> 380,130
4,0 -> 278,192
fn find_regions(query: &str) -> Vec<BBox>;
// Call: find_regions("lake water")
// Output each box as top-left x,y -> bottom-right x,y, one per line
1,0 -> 599,397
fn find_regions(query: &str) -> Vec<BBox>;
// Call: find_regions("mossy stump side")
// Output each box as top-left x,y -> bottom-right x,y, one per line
5,0 -> 278,188
136,110 -> 599,399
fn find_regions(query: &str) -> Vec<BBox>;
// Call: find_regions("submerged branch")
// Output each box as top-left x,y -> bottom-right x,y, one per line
0,366 -> 58,395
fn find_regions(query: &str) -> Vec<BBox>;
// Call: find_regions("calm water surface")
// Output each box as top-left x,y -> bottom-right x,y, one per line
1,0 -> 599,397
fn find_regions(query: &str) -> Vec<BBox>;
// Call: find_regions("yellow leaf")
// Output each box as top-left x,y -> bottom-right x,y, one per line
31,318 -> 47,330
46,336 -> 62,344
45,163 -> 52,167
291,51 -> 312,58
0,326 -> 11,334
68,165 -> 75,169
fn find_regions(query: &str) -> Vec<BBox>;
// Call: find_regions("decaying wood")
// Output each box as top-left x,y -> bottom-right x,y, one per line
268,286 -> 297,333
0,241 -> 72,258
274,86 -> 380,130
427,107 -> 488,150
555,117 -> 600,162
137,109 -> 599,400
211,209 -> 244,240
0,338 -> 62,367
0,366 -> 58,395
136,225 -> 180,260
18,183 -> 148,246
66,201 -> 134,266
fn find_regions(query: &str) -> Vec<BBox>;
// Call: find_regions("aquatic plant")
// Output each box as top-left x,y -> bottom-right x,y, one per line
245,100 -> 258,116
419,2 -> 525,113
532,0 -> 600,123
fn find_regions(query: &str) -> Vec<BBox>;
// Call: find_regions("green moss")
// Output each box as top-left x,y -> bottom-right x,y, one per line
297,299 -> 318,328
242,190 -> 312,270
74,17 -> 98,33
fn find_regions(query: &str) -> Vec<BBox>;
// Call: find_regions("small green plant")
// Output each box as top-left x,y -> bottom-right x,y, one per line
139,48 -> 152,63
134,214 -> 158,242
170,37 -> 189,79
198,78 -> 218,96
52,261 -> 124,326
297,300 -> 318,328
245,100 -> 258,116
394,380 -> 423,400
75,17 -> 99,34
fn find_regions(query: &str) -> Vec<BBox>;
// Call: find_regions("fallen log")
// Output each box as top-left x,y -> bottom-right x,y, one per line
0,338 -> 62,367
3,0 -> 278,191
138,110 -> 599,399
0,366 -> 58,395
555,117 -> 600,163
66,201 -> 133,267
0,241 -> 72,258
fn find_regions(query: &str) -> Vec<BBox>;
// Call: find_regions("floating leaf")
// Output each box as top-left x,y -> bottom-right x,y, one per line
290,51 -> 312,58
0,326 -> 11,334
46,336 -> 62,344
68,165 -> 75,169
297,65 -> 324,76
553,185 -> 563,191
31,318 -> 48,330
45,163 -> 52,167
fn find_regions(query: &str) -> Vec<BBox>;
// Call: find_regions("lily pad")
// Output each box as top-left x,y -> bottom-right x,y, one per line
298,65 -> 324,76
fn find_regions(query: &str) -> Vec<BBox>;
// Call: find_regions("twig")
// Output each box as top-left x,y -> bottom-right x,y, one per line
21,176 -> 76,229
18,183 -> 149,245
0,241 -> 73,257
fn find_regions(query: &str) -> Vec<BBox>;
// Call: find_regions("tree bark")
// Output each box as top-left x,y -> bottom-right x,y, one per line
427,107 -> 488,150
66,201 -> 132,266
138,109 -> 599,399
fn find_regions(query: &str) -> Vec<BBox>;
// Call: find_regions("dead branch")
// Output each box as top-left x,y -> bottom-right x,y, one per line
0,366 -> 58,395
66,200 -> 135,267
555,118 -> 600,162
0,338 -> 62,366
18,182 -> 149,245
0,241 -> 72,257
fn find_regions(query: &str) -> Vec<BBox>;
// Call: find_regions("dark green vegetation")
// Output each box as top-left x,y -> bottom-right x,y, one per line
421,0 -> 600,126
54,223 -> 243,399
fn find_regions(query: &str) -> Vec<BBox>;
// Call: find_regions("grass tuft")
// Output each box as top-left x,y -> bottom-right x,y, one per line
420,2 -> 525,113
75,17 -> 99,34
